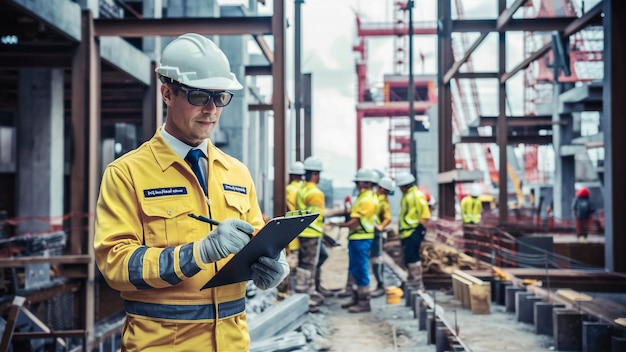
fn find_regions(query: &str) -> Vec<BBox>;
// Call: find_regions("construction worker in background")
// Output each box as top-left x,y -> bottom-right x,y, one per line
276,161 -> 306,300
370,175 -> 395,297
335,168 -> 378,313
295,156 -> 326,312
94,33 -> 288,351
572,187 -> 596,242
461,185 -> 482,225
396,171 -> 430,292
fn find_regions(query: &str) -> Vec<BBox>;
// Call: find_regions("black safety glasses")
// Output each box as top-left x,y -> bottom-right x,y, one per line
178,85 -> 234,108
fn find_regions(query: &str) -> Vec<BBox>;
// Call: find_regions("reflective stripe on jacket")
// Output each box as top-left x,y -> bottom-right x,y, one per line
296,181 -> 325,238
348,189 -> 378,240
399,185 -> 431,239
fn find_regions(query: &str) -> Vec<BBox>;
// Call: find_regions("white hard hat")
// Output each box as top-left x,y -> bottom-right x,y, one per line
303,156 -> 323,172
378,176 -> 395,195
354,168 -> 378,183
371,169 -> 385,183
155,33 -> 243,90
289,161 -> 305,175
395,172 -> 415,187
471,184 -> 481,197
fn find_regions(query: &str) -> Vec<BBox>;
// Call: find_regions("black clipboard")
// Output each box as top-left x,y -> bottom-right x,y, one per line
201,212 -> 318,290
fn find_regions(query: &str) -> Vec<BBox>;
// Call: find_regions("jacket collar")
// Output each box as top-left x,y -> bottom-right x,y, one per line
149,126 -> 231,171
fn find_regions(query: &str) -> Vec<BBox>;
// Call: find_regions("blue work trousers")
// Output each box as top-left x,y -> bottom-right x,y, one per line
348,239 -> 373,287
401,224 -> 426,265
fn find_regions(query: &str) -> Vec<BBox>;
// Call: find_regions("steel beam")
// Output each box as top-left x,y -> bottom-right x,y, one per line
94,17 -> 273,37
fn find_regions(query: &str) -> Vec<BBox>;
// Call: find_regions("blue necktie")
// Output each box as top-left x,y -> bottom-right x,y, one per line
186,149 -> 207,195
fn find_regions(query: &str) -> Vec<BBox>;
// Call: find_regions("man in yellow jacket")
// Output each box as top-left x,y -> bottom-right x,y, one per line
396,172 -> 430,291
336,168 -> 378,313
370,175 -> 394,297
461,185 -> 482,225
294,156 -> 326,312
276,161 -> 306,300
94,33 -> 288,352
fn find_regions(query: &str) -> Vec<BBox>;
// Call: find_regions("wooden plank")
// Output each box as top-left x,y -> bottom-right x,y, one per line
469,283 -> 491,314
556,289 -> 592,302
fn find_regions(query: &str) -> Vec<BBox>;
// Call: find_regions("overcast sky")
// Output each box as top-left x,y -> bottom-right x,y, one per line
220,0 -> 597,188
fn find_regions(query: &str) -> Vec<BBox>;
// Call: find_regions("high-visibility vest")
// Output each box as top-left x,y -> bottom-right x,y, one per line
461,195 -> 482,224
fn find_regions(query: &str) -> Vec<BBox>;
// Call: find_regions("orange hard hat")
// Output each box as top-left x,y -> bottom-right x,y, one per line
576,187 -> 590,198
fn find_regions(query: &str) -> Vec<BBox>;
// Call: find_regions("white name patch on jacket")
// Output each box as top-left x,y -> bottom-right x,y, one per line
223,184 -> 247,195
143,187 -> 188,198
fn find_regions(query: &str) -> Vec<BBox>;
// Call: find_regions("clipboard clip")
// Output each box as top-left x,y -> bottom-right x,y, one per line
285,210 -> 311,217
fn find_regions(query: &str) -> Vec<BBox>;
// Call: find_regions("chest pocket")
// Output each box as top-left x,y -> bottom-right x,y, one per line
223,192 -> 251,217
141,197 -> 194,247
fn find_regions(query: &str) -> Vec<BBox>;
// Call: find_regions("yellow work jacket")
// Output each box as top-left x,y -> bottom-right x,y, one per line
348,189 -> 377,240
461,195 -> 482,224
295,181 -> 324,238
376,193 -> 392,227
285,180 -> 302,250
94,128 -> 264,351
399,185 -> 431,239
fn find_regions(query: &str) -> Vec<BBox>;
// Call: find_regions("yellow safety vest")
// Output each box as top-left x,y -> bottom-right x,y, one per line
296,181 -> 325,238
399,185 -> 431,239
461,195 -> 482,224
348,189 -> 378,240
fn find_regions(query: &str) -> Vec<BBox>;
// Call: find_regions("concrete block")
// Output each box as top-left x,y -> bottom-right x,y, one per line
516,294 -> 543,324
418,304 -> 429,331
582,321 -> 612,352
436,325 -> 450,352
505,286 -> 527,313
494,280 -> 512,306
553,308 -> 584,351
612,336 -> 626,352
534,302 -> 566,335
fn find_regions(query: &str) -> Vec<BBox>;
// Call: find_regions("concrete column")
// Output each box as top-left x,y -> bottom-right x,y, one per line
534,302 -> 565,335
553,308 -> 584,351
494,280 -> 512,306
219,33 -> 247,162
582,321 -> 612,352
516,294 -> 542,324
16,69 -> 64,234
505,286 -> 526,312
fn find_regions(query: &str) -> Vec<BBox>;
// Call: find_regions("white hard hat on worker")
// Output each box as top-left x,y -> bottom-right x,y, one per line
156,33 -> 242,91
289,161 -> 306,176
303,156 -> 323,172
156,33 -> 241,146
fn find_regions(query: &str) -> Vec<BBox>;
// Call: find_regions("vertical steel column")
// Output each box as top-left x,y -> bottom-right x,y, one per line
437,0 -> 455,218
272,0 -> 287,216
603,0 -> 626,273
70,9 -> 99,342
497,0 -> 509,223
303,72 -> 312,158
294,0 -> 304,161
407,0 -> 416,177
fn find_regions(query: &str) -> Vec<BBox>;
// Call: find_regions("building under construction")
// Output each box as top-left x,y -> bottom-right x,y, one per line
0,0 -> 625,351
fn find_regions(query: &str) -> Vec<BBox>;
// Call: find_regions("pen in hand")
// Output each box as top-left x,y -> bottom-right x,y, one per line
188,213 -> 220,227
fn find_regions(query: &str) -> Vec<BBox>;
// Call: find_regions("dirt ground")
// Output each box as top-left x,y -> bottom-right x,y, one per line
316,226 -> 555,352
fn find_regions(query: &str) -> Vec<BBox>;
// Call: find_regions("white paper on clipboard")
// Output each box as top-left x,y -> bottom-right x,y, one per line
201,212 -> 319,290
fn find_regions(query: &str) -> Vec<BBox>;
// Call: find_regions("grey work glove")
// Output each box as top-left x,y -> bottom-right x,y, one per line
198,219 -> 254,264
251,250 -> 288,290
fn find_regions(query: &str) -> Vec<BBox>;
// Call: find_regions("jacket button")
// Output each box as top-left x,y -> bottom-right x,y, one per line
167,210 -> 172,215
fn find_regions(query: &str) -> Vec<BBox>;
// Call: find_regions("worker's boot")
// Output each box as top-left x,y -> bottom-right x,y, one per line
340,287 -> 358,309
406,261 -> 425,292
307,269 -> 325,306
276,276 -> 290,301
315,269 -> 335,297
295,268 -> 322,312
348,286 -> 371,313
370,263 -> 385,298
337,274 -> 356,298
